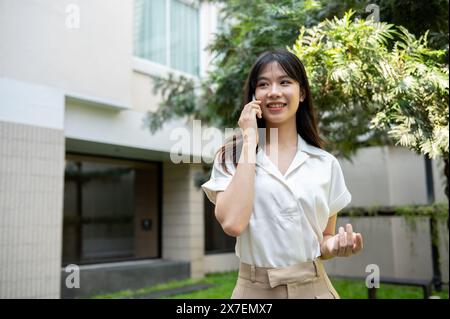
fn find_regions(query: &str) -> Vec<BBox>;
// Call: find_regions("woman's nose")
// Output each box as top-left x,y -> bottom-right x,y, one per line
267,88 -> 282,98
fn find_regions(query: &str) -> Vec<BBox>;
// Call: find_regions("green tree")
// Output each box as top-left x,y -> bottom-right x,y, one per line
291,10 -> 448,196
372,0 -> 449,50
313,0 -> 448,51
146,0 -> 448,151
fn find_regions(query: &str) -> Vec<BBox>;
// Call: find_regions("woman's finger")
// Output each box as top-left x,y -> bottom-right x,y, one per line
346,224 -> 353,247
244,103 -> 261,118
242,103 -> 259,117
338,227 -> 346,256
343,224 -> 353,256
358,233 -> 364,251
251,105 -> 262,118
245,100 -> 261,110
352,233 -> 363,253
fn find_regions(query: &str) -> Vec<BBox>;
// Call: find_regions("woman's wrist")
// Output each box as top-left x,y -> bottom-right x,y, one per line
239,141 -> 257,164
320,235 -> 336,260
242,134 -> 258,147
242,141 -> 257,150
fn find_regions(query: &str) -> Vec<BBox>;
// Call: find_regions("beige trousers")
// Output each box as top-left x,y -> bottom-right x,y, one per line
231,259 -> 340,299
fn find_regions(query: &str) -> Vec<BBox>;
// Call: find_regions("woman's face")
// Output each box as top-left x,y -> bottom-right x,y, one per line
254,61 -> 304,125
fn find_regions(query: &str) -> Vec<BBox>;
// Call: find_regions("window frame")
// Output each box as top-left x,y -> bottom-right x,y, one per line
132,0 -> 201,80
62,152 -> 163,266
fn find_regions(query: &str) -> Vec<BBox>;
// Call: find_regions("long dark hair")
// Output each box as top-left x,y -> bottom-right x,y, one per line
217,49 -> 325,174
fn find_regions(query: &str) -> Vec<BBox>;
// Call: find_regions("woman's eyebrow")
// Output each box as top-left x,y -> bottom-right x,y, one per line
257,75 -> 291,81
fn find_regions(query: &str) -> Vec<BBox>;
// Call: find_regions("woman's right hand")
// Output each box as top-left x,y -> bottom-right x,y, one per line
238,100 -> 262,146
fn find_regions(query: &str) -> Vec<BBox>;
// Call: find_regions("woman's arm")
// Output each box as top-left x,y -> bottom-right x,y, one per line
215,141 -> 257,237
214,99 -> 262,238
320,215 -> 364,259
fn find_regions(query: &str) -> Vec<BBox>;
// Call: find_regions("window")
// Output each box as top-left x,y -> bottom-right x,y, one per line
63,154 -> 161,265
134,0 -> 200,76
204,194 -> 235,254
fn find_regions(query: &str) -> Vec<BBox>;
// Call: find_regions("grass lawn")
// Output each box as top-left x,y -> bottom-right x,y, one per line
91,271 -> 449,299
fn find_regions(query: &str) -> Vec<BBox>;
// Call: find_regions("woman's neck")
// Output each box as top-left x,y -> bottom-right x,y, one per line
264,121 -> 298,149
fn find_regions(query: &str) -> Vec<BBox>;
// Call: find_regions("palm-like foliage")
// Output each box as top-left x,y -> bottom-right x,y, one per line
371,27 -> 448,160
291,10 -> 448,160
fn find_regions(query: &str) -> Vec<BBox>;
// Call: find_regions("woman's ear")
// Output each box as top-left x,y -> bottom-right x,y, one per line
299,88 -> 306,102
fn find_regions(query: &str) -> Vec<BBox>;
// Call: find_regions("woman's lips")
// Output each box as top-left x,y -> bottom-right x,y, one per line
266,103 -> 287,112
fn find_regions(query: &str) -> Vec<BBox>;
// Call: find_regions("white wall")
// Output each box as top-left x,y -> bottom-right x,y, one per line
0,77 -> 64,129
0,0 -> 221,121
204,253 -> 239,274
340,146 -> 392,206
64,100 -> 206,159
0,0 -> 133,108
325,216 -> 449,283
388,147 -> 428,205
341,146 -> 447,207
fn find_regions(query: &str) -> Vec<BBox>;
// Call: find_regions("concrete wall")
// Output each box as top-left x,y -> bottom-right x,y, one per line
323,216 -> 448,282
64,99 -> 196,157
0,0 -> 133,108
438,219 -> 449,284
0,121 -> 64,298
0,0 -> 219,113
340,146 -> 447,207
204,252 -> 239,274
162,162 -> 205,279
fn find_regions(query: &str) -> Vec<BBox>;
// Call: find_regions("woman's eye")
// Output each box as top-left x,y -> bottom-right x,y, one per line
281,81 -> 291,85
258,83 -> 268,87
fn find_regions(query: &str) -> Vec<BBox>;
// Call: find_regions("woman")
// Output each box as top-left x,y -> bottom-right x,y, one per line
201,49 -> 363,299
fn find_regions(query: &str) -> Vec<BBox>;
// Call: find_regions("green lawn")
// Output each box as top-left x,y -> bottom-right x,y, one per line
91,271 -> 449,299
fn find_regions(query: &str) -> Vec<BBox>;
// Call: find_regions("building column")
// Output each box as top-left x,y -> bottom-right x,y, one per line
0,78 -> 65,298
162,162 -> 205,279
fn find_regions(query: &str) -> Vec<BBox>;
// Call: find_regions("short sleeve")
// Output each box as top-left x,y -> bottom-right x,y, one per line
328,158 -> 352,216
201,154 -> 235,205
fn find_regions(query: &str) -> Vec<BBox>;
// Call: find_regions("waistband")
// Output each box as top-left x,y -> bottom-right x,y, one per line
238,260 -> 321,288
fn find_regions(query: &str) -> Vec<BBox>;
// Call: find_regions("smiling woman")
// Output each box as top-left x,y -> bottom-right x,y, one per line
201,49 -> 363,299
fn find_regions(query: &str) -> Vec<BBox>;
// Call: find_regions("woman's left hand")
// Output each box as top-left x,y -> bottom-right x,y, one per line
326,224 -> 363,257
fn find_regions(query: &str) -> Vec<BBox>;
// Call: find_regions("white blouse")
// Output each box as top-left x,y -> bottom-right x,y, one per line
201,134 -> 351,267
